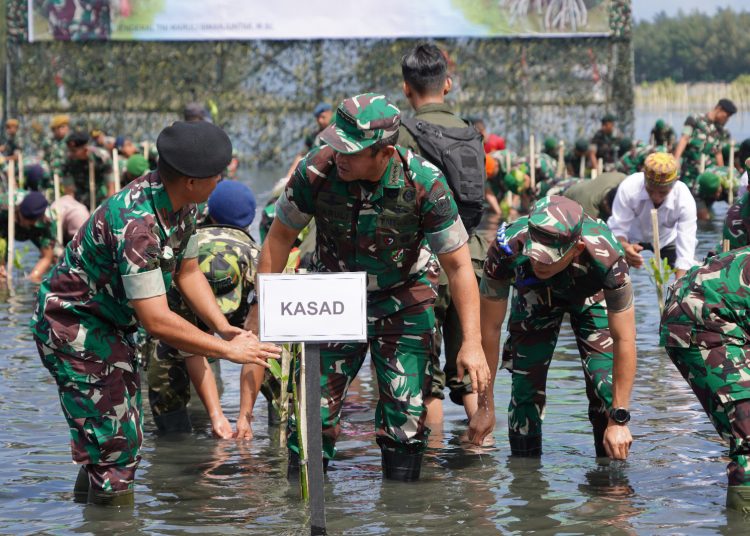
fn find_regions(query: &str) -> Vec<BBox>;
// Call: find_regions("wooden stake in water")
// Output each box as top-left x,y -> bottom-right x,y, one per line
728,141 -> 735,207
303,343 -> 326,535
597,158 -> 604,176
113,149 -> 121,192
557,140 -> 565,178
7,159 -> 15,287
699,153 -> 707,174
17,151 -> 24,189
591,168 -> 598,180
53,172 -> 63,247
505,151 -> 511,176
529,135 -> 536,192
579,155 -> 585,179
651,208 -> 661,267
723,239 -> 731,254
88,159 -> 96,213
142,141 -> 150,159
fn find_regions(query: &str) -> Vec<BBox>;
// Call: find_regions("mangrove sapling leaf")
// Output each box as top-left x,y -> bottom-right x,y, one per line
15,245 -> 29,270
646,256 -> 676,314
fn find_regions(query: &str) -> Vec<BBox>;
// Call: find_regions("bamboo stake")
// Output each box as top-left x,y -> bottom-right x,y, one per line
699,153 -> 707,174
88,159 -> 96,214
17,151 -> 24,189
505,151 -> 511,176
591,168 -> 598,180
579,155 -> 585,178
651,208 -> 661,266
728,141 -> 735,207
529,135 -> 536,192
597,158 -> 604,175
142,141 -> 149,159
53,173 -> 63,247
723,239 -> 731,253
112,149 -> 121,192
557,140 -> 565,178
6,160 -> 15,287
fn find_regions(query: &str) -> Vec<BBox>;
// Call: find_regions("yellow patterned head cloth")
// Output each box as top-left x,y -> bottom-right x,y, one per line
50,115 -> 70,129
644,152 -> 678,185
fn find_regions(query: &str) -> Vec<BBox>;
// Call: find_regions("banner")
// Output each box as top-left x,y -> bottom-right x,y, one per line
28,0 -> 613,42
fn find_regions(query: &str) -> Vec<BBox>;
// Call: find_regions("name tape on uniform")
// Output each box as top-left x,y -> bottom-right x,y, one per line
258,272 -> 367,343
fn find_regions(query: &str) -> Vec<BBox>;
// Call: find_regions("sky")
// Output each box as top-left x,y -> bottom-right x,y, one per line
632,0 -> 748,21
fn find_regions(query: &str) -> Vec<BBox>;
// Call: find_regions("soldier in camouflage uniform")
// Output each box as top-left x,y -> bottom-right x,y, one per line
263,93 -> 489,481
0,191 -> 57,282
40,0 -> 112,40
720,158 -> 750,252
660,243 -> 750,512
148,180 -> 261,438
0,119 -> 22,159
561,172 -> 626,221
565,138 -> 590,178
470,196 -> 636,460
30,121 -> 280,507
41,114 -> 70,172
694,166 -> 737,221
588,113 -> 620,171
674,99 -> 737,190
650,119 -> 676,150
58,130 -> 115,209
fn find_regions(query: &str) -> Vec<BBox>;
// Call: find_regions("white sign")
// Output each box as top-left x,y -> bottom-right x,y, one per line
258,272 -> 367,343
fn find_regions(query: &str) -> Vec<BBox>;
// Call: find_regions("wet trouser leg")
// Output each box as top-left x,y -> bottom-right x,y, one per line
503,290 -> 564,456
36,340 -> 142,496
569,297 -> 615,457
147,341 -> 192,433
665,343 -> 750,487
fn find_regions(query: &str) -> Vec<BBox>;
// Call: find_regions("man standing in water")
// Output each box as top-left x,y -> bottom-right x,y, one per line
30,121 -> 280,507
261,93 -> 489,481
470,195 -> 636,459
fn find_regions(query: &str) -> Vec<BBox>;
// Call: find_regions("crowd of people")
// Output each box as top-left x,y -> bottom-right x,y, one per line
4,42 -> 750,514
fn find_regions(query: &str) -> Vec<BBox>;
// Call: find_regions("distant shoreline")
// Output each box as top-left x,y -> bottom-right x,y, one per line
636,80 -> 749,112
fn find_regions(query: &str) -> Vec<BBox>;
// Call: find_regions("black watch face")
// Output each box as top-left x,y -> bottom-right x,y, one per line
612,408 -> 630,423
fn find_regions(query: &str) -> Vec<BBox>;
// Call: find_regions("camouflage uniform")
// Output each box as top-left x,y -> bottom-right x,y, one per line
722,192 -> 750,251
0,205 -> 57,252
562,172 -> 626,220
589,130 -> 619,168
42,137 -> 68,173
59,147 -> 114,208
147,225 -> 260,428
30,171 -> 198,493
275,108 -> 468,459
480,196 -> 632,455
679,114 -> 724,189
660,248 -> 750,487
486,149 -> 520,198
0,132 -> 22,158
40,0 -> 112,41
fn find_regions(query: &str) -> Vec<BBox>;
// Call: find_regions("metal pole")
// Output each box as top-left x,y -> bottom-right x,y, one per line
303,343 -> 326,536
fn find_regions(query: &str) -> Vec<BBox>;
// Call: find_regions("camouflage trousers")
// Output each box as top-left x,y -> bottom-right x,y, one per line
288,306 -> 434,460
431,232 -> 487,404
665,343 -> 750,486
35,339 -> 142,493
502,291 -> 614,446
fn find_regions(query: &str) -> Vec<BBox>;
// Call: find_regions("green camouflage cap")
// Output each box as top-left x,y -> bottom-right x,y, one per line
523,195 -> 584,265
198,243 -> 243,315
319,93 -> 401,154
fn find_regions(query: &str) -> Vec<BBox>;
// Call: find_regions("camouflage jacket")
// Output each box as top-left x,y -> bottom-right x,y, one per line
167,224 -> 260,329
59,147 -> 114,208
722,192 -> 750,251
30,171 -> 198,367
680,114 -> 724,181
0,133 -> 22,157
40,0 -> 112,40
41,137 -> 67,173
480,215 -> 629,305
661,247 -> 750,348
275,144 -> 467,313
590,130 -> 619,164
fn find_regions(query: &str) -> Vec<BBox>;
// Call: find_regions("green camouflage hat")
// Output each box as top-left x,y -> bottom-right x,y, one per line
523,195 -> 584,265
319,93 -> 401,154
543,137 -> 558,153
198,243 -> 243,315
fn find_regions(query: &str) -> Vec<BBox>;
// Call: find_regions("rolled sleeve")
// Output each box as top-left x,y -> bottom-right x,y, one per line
183,233 -> 199,259
425,217 -> 468,255
275,191 -> 313,231
122,268 -> 166,300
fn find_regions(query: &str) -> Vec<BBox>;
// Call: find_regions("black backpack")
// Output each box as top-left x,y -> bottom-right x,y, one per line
401,118 -> 485,234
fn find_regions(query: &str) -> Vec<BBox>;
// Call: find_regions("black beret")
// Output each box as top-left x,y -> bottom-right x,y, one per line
66,130 -> 90,147
156,121 -> 232,179
718,98 -> 737,115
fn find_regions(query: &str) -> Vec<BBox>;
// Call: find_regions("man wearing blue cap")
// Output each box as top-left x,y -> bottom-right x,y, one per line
304,102 -> 333,152
147,179 -> 264,438
0,191 -> 57,283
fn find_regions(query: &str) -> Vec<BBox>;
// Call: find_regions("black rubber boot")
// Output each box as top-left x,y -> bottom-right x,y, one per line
153,408 -> 192,434
509,432 -> 542,456
287,450 -> 328,480
380,446 -> 423,482
73,466 -> 90,503
590,409 -> 609,458
87,487 -> 135,507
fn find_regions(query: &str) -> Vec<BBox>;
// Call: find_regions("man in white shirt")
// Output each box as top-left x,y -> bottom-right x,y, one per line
608,152 -> 696,279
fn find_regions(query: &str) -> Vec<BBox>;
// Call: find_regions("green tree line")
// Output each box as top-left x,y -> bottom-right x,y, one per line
634,8 -> 750,83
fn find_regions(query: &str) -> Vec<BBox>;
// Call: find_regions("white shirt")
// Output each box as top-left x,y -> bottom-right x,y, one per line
607,172 -> 697,271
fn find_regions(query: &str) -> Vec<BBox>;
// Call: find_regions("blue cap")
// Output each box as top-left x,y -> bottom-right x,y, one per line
19,191 -> 49,219
313,102 -> 332,118
207,180 -> 257,228
114,135 -> 125,150
24,164 -> 46,191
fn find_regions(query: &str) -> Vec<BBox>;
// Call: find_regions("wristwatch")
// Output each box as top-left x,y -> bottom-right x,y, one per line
609,407 -> 631,425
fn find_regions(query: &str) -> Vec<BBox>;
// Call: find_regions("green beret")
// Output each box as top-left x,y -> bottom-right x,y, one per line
543,137 -> 558,153
126,154 -> 149,178
574,138 -> 589,153
619,137 -> 633,154
655,119 -> 665,130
